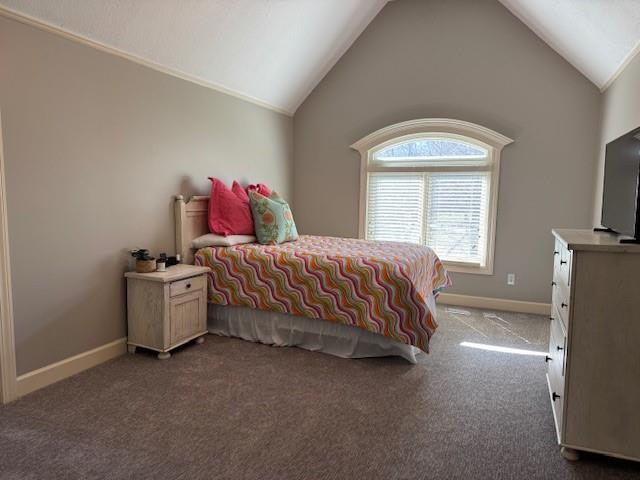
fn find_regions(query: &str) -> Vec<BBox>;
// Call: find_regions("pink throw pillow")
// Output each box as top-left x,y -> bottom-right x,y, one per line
208,178 -> 254,235
232,181 -> 250,202
246,183 -> 272,197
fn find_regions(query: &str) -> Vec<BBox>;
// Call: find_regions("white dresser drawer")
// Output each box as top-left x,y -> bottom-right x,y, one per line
553,239 -> 572,288
547,312 -> 567,437
552,280 -> 570,329
548,312 -> 567,379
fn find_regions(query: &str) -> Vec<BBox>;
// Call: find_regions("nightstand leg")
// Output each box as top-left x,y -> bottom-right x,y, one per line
195,336 -> 205,344
127,345 -> 136,354
157,352 -> 171,360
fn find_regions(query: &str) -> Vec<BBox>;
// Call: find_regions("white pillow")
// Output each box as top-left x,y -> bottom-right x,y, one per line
192,233 -> 256,249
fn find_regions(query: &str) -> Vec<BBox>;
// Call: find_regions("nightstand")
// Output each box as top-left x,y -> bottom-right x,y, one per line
125,264 -> 210,359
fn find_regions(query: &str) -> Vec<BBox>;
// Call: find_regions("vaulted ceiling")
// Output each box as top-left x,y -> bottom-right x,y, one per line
0,0 -> 386,114
1,0 -> 639,115
499,0 -> 640,90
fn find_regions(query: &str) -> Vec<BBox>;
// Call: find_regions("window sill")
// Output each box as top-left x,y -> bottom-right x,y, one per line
443,262 -> 493,275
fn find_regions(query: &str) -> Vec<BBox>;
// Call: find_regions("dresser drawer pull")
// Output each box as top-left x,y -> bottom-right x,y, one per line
551,281 -> 557,287
560,260 -> 567,265
545,355 -> 552,363
552,392 -> 561,401
549,316 -> 554,321
553,251 -> 559,255
186,283 -> 192,289
556,345 -> 564,351
561,302 -> 568,309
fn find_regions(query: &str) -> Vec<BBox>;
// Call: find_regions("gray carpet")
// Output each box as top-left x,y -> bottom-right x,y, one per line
1,305 -> 639,480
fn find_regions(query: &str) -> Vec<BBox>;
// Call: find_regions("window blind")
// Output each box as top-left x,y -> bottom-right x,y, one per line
425,173 -> 488,264
366,172 -> 489,265
367,173 -> 424,244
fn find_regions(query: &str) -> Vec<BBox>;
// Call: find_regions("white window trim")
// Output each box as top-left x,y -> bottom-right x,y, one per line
350,118 -> 513,275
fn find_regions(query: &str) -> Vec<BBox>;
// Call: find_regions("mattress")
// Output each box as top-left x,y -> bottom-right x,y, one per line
195,235 -> 450,352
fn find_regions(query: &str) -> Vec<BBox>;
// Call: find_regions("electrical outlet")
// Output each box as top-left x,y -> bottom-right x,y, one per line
507,273 -> 515,286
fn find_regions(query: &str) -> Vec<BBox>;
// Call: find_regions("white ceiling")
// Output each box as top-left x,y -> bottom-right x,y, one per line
1,1 -> 639,114
0,0 -> 386,115
499,0 -> 640,89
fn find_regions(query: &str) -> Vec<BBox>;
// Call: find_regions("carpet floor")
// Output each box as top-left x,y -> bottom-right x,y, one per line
1,305 -> 639,480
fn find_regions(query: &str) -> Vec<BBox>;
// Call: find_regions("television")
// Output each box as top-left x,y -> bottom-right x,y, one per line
601,126 -> 640,242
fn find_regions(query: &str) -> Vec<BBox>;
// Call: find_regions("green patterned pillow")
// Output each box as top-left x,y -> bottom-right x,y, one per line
248,191 -> 299,245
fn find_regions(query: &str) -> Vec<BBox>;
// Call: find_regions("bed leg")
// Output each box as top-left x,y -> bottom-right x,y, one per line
195,336 -> 205,344
157,352 -> 171,360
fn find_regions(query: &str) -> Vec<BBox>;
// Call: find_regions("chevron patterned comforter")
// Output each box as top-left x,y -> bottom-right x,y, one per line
194,235 -> 451,352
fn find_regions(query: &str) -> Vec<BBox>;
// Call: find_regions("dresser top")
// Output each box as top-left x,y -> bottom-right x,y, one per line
125,264 -> 210,282
552,229 -> 640,253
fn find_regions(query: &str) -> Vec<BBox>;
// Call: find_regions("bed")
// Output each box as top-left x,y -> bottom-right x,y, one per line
175,195 -> 450,363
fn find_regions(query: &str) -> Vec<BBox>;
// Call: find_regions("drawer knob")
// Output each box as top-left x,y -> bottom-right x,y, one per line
556,345 -> 564,351
545,355 -> 552,363
561,302 -> 568,309
552,392 -> 561,401
560,260 -> 567,265
551,281 -> 557,287
186,283 -> 192,289
549,316 -> 554,321
553,251 -> 560,256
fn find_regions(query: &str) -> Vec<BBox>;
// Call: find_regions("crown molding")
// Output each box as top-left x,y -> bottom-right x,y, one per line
601,39 -> 640,92
0,6 -> 293,117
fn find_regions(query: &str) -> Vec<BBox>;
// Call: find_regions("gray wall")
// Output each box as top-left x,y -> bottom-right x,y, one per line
592,52 -> 640,226
293,0 -> 601,304
0,16 -> 292,375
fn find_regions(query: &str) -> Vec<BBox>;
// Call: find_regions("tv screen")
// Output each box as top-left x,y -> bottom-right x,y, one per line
601,127 -> 640,238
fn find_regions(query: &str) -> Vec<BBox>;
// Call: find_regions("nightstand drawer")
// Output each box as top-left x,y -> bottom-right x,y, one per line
170,276 -> 205,297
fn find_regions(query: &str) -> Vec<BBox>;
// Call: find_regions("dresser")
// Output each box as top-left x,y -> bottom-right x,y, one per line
548,229 -> 640,462
125,264 -> 210,359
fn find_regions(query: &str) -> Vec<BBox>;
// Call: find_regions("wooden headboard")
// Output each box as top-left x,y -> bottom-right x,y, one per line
175,195 -> 209,264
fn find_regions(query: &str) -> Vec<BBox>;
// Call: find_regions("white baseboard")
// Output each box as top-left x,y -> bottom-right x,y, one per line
438,293 -> 551,316
16,337 -> 127,397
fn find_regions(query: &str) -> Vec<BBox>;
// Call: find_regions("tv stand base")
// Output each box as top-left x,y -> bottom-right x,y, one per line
593,227 -> 640,243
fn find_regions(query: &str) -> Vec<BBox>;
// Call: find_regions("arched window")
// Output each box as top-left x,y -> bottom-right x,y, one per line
351,119 -> 513,274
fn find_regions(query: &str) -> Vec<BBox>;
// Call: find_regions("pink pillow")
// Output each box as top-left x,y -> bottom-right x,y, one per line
232,181 -> 250,202
246,183 -> 272,197
208,178 -> 254,235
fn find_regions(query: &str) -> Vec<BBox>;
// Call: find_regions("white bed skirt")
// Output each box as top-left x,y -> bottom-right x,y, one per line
207,304 -> 421,364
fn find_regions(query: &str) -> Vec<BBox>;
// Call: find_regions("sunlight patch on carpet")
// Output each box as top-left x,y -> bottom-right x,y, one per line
460,341 -> 547,356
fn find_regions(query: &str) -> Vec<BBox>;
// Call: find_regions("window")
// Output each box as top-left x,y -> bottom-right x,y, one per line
352,119 -> 513,274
